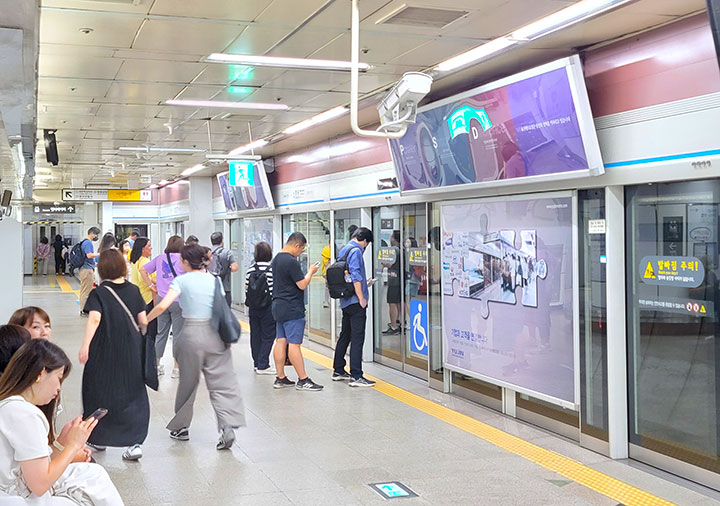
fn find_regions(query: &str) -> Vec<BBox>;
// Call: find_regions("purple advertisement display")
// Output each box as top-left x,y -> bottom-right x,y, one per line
216,162 -> 273,212
390,66 -> 590,192
442,195 -> 575,405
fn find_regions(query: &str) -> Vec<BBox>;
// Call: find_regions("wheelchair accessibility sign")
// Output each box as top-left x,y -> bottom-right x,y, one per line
409,299 -> 428,356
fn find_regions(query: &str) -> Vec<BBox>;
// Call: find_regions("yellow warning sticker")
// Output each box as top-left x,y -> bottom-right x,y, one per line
701,305 -> 707,314
643,262 -> 655,279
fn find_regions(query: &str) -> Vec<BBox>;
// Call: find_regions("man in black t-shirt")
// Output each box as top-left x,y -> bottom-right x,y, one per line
270,232 -> 322,391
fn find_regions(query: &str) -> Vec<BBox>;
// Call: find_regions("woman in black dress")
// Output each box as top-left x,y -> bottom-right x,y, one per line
52,234 -> 65,275
78,248 -> 149,461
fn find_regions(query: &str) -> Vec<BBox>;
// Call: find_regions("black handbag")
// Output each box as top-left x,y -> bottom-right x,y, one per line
211,275 -> 242,344
104,285 -> 159,391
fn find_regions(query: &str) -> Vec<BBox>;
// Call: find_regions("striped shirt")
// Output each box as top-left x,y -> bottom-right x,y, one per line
244,261 -> 274,295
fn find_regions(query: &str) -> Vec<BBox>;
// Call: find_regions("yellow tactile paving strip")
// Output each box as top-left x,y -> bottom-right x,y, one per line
55,275 -> 79,297
238,317 -> 675,506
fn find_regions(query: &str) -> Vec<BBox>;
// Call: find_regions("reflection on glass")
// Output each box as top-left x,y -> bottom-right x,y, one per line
627,180 -> 720,472
230,219 -> 244,306
374,206 -> 402,362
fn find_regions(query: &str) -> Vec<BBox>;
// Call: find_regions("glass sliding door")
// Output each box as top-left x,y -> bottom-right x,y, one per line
229,219 -> 244,306
627,179 -> 720,477
334,209 -> 362,337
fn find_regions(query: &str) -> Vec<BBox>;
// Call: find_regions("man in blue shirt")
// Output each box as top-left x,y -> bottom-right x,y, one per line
78,226 -> 101,317
332,227 -> 375,387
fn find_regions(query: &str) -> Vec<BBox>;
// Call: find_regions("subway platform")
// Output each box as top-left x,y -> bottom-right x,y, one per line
24,275 -> 720,506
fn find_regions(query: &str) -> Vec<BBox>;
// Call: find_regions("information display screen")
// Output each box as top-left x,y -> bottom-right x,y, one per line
216,161 -> 275,212
389,56 -> 602,194
441,193 -> 576,406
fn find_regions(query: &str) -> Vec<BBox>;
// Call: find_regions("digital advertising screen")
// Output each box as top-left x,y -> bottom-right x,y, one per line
216,160 -> 275,213
441,193 -> 577,407
389,56 -> 603,194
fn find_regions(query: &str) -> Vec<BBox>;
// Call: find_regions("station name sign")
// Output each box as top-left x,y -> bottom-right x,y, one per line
62,189 -> 152,202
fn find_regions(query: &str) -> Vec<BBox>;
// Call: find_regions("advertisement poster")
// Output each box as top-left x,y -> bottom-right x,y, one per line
217,161 -> 274,212
390,59 -> 598,193
442,195 -> 575,405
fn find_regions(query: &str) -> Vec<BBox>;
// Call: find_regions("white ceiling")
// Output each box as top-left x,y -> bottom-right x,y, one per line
35,0 -> 707,190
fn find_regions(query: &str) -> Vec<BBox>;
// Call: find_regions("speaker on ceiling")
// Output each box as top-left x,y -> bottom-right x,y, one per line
0,190 -> 11,207
43,129 -> 59,166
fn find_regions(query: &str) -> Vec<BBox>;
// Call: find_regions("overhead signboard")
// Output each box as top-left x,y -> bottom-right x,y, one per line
228,160 -> 254,187
33,203 -> 76,214
216,160 -> 275,213
389,56 -> 603,194
62,189 -> 152,202
441,193 -> 577,408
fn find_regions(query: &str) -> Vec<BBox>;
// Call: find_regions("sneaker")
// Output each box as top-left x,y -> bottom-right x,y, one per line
216,426 -> 235,451
349,376 -> 376,388
381,324 -> 396,335
171,368 -> 180,379
157,364 -> 165,376
332,371 -> 352,381
391,326 -> 402,335
122,444 -> 142,461
169,428 -> 189,441
273,376 -> 296,389
86,442 -> 106,452
296,377 -> 323,391
256,367 -> 277,375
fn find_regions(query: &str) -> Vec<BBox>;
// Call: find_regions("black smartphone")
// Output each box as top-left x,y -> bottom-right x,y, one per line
85,408 -> 108,421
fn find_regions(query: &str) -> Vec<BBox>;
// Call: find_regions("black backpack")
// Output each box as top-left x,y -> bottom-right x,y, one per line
245,265 -> 272,309
68,239 -> 89,269
326,246 -> 360,299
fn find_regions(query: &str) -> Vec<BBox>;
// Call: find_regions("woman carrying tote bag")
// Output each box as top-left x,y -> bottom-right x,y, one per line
147,244 -> 245,451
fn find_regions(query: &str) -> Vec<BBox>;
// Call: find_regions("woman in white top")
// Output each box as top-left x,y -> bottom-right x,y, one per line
147,244 -> 245,451
0,339 -> 123,505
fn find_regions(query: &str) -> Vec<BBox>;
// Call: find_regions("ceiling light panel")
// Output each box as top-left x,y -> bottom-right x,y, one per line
165,99 -> 289,110
206,53 -> 370,72
284,106 -> 347,135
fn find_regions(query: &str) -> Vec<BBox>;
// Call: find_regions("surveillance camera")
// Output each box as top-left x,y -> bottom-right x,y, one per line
377,72 -> 433,134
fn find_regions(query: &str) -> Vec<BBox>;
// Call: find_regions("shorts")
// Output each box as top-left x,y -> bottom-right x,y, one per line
276,318 -> 306,344
387,283 -> 401,304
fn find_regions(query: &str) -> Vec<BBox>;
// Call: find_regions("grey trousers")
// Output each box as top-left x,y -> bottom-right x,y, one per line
156,300 -> 184,359
167,319 -> 246,432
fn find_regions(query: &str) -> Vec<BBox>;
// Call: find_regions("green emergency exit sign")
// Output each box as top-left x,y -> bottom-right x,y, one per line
229,160 -> 254,187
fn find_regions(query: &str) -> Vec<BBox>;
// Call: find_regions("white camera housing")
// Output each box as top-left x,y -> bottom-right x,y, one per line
377,72 -> 433,133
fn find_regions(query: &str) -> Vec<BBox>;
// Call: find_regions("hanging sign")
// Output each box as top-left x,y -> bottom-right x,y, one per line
228,160 -> 254,187
62,189 -> 151,202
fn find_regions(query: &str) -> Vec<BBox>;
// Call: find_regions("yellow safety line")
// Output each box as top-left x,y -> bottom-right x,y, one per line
48,277 -> 56,288
237,318 -> 674,506
55,275 -> 80,298
24,290 -> 68,294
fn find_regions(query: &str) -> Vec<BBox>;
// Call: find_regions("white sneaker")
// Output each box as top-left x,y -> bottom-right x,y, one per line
157,364 -> 165,376
122,444 -> 142,461
171,368 -> 180,379
256,367 -> 277,375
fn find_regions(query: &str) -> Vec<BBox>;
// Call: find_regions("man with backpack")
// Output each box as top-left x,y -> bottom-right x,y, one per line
71,226 -> 101,317
245,241 -> 275,375
209,232 -> 238,307
330,227 -> 376,387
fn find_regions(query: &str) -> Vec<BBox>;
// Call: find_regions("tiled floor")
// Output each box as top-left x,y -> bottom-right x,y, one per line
22,275 -> 720,505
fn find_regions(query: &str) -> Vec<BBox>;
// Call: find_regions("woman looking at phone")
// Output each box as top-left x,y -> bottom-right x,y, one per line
79,249 -> 150,462
147,244 -> 245,450
0,339 -> 123,504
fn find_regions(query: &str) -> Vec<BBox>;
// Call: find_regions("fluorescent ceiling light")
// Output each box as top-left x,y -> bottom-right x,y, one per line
159,180 -> 169,185
165,99 -> 289,111
228,139 -> 268,156
119,146 -> 206,153
284,106 -> 348,135
512,0 -> 633,41
436,37 -> 516,72
181,164 -> 206,177
206,53 -> 370,72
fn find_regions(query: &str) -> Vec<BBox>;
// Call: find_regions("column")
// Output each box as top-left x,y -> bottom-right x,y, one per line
187,177 -> 214,245
605,185 -> 629,459
100,202 -> 113,235
0,216 -> 23,322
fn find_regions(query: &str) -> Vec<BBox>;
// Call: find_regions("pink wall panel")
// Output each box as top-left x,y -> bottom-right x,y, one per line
584,13 -> 720,117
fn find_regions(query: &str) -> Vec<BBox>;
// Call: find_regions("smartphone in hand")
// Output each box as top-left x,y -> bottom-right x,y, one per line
367,278 -> 378,287
85,408 -> 108,422
313,261 -> 321,268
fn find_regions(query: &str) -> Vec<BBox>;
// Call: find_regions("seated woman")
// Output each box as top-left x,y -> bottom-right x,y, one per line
0,325 -> 30,374
8,307 -> 52,340
0,339 -> 124,504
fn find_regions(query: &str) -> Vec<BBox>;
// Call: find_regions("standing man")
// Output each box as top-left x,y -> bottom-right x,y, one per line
128,230 -> 139,247
79,226 -> 101,317
333,227 -> 376,387
209,232 -> 239,307
271,232 -> 323,391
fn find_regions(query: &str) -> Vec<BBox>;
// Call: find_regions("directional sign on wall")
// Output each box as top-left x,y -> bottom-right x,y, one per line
33,203 -> 76,214
62,189 -> 152,202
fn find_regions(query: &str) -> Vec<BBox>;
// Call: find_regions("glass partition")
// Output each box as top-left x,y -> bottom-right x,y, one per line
627,179 -> 720,473
334,209 -> 362,337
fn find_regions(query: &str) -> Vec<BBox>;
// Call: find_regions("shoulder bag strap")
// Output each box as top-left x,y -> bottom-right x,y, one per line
340,246 -> 359,263
166,252 -> 178,278
104,285 -> 143,335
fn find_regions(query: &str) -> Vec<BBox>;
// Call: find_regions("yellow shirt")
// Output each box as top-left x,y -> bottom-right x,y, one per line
321,245 -> 331,276
130,256 -> 155,304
